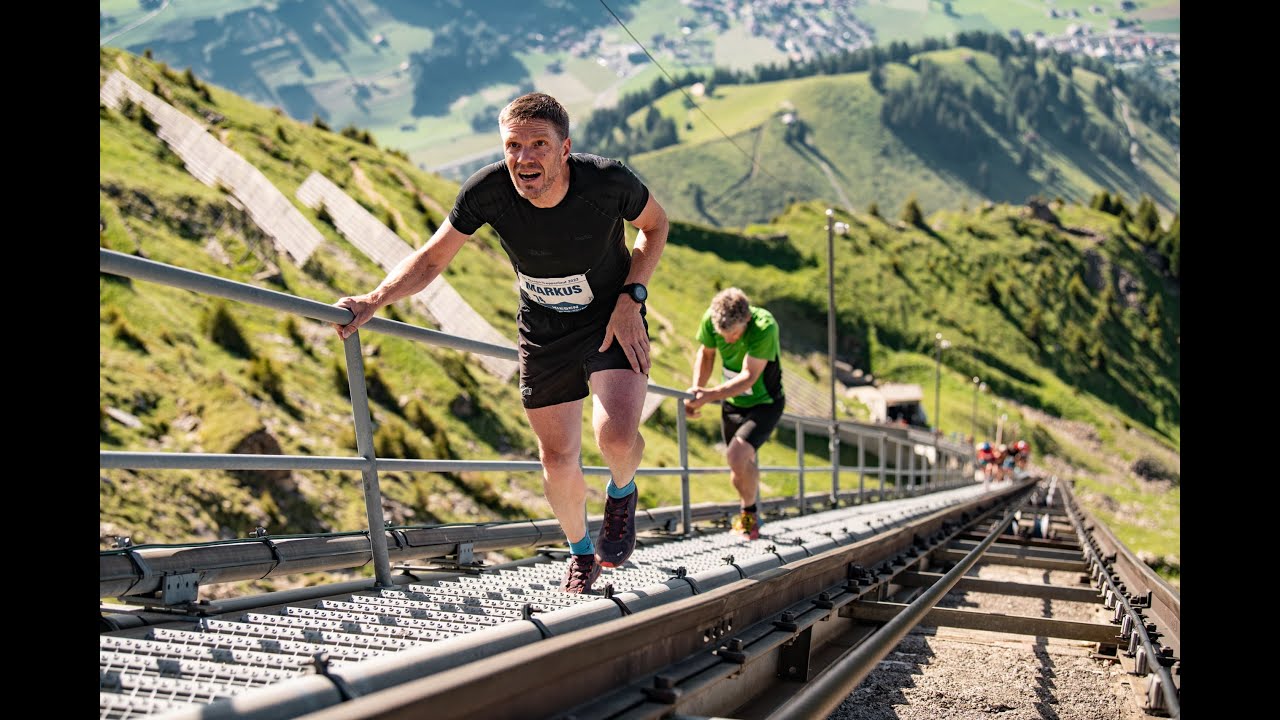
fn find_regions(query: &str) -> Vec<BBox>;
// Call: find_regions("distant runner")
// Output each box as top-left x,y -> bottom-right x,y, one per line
684,288 -> 785,540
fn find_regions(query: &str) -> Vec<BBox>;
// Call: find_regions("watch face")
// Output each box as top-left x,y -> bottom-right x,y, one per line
632,284 -> 648,302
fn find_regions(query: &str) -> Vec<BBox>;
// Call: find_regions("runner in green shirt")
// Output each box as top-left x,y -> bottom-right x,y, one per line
685,288 -> 785,539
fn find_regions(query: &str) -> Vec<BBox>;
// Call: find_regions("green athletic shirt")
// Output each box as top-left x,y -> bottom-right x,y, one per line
696,305 -> 784,408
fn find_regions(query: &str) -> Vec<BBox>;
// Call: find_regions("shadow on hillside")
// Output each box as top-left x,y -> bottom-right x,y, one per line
277,84 -> 325,124
1035,328 -> 1178,439
669,223 -> 809,271
886,124 -> 1041,207
787,133 -> 850,184
409,43 -> 530,117
758,296 -> 869,364
369,0 -> 640,31
367,0 -> 636,116
1142,148 -> 1181,187
1038,122 -> 1177,213
122,2 -> 374,115
275,1 -> 360,71
961,345 -> 1039,386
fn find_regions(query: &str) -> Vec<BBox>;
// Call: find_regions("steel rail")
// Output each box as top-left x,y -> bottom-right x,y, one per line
1061,480 -> 1180,717
765,488 -> 1030,720
99,452 -> 847,477
100,248 -> 515,359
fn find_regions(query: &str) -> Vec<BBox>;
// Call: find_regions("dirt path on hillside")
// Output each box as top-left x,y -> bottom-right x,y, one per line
387,166 -> 447,217
1113,88 -> 1141,168
812,149 -> 854,211
350,161 -> 422,246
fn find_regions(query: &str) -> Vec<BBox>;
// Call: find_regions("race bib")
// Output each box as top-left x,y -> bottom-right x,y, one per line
723,367 -> 752,397
517,271 -> 594,313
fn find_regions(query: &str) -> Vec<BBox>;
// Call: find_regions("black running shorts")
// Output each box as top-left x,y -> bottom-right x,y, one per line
518,312 -> 650,409
720,397 -> 785,450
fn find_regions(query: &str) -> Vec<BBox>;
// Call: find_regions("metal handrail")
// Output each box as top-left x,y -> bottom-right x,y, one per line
99,249 -> 974,590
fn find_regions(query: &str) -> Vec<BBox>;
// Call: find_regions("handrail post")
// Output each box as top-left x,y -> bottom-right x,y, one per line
895,443 -> 904,499
677,398 -> 691,537
795,418 -> 806,515
344,332 -> 393,588
877,435 -> 885,502
829,422 -> 840,507
908,445 -> 916,497
857,431 -> 865,505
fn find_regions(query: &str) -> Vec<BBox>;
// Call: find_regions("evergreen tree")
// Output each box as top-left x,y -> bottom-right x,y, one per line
901,195 -> 925,228
869,60 -> 885,93
1162,214 -> 1180,279
1024,305 -> 1044,345
1146,294 -> 1164,329
1089,341 -> 1106,371
1135,195 -> 1161,242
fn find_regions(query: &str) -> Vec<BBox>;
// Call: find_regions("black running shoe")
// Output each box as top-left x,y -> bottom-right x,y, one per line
596,487 -> 638,568
561,553 -> 601,594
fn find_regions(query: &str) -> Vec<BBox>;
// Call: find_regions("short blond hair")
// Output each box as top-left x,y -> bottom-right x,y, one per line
710,287 -> 751,334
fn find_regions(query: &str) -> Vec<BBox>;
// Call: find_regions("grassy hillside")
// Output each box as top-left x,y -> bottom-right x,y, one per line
623,45 -> 1178,229
99,47 -> 1179,584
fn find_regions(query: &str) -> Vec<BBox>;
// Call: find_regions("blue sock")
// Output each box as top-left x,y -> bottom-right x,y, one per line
568,533 -> 594,556
607,477 -> 637,499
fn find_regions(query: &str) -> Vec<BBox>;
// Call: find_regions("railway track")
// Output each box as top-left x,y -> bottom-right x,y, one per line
98,475 -> 1179,719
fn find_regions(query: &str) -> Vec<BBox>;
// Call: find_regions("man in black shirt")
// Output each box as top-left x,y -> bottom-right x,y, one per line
333,93 -> 668,594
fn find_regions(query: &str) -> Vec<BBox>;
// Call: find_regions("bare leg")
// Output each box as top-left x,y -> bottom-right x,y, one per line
590,368 -> 648,489
525,399 -> 588,543
726,437 -> 759,507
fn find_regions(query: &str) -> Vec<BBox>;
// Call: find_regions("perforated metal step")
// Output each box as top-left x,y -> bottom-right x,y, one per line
99,486 -> 993,718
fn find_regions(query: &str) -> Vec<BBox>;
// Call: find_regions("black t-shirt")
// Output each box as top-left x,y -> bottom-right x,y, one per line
447,154 -> 650,330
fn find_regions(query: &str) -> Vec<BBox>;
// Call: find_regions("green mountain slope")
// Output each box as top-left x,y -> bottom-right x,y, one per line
99,47 -> 1179,584
620,45 -> 1178,229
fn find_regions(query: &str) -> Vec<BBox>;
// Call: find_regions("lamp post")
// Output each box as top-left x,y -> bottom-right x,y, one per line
971,377 -> 985,443
932,333 -> 950,435
826,209 -> 849,502
931,332 -> 949,491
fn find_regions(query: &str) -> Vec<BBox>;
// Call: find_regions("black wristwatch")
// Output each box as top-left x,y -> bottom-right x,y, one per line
620,283 -> 647,305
